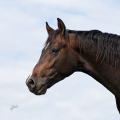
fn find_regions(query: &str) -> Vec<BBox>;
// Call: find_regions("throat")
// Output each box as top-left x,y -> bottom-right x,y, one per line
77,59 -> 120,97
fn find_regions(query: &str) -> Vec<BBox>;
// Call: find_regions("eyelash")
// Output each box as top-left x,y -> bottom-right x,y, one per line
52,48 -> 59,53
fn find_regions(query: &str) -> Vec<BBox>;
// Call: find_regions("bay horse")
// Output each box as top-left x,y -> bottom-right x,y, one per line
26,18 -> 120,113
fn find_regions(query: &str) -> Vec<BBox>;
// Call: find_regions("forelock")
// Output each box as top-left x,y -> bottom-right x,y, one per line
45,29 -> 60,45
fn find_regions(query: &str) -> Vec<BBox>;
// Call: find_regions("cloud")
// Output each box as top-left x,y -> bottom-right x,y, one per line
0,0 -> 120,120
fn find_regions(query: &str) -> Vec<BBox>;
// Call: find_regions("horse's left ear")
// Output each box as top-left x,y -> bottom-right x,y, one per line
57,18 -> 66,37
46,22 -> 54,35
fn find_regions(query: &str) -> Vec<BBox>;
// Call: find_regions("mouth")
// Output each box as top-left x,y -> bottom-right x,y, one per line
35,84 -> 47,95
34,77 -> 57,95
29,72 -> 58,95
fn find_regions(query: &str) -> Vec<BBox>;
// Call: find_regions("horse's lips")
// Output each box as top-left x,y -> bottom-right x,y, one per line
36,72 -> 58,95
36,81 -> 53,95
37,85 -> 47,95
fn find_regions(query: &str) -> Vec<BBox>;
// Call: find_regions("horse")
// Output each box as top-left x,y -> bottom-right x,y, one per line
26,18 -> 120,113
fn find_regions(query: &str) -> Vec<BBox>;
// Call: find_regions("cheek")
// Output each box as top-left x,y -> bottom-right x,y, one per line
55,51 -> 77,75
55,53 -> 69,71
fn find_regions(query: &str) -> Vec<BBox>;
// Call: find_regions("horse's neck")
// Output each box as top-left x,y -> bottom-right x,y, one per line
69,32 -> 120,97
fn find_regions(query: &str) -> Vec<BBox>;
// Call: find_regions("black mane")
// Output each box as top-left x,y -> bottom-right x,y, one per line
46,29 -> 120,67
70,29 -> 120,67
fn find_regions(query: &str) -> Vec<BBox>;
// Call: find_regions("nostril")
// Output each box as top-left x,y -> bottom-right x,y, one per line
26,78 -> 35,89
29,79 -> 34,85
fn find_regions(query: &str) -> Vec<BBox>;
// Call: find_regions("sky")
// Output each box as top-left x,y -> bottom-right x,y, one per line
0,0 -> 120,120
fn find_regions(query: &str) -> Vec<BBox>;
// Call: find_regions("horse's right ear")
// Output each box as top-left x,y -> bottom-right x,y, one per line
57,18 -> 66,38
46,22 -> 54,35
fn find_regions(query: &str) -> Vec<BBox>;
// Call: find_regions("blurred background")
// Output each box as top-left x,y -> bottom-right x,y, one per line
0,0 -> 120,120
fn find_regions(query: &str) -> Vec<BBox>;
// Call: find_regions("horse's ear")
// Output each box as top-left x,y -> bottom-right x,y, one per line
46,22 -> 54,35
57,18 -> 66,37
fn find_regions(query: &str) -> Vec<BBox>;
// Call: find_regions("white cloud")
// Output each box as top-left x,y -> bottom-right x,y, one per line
0,0 -> 120,120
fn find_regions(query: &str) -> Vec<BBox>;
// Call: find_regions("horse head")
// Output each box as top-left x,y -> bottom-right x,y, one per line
26,18 -> 78,95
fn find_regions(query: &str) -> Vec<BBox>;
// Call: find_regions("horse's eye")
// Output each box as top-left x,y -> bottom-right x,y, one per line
52,48 -> 59,53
